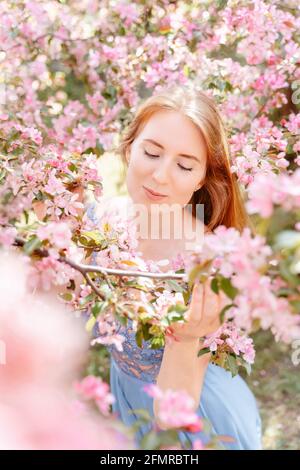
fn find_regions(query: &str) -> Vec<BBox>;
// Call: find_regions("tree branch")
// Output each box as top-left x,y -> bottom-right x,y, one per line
13,236 -> 185,298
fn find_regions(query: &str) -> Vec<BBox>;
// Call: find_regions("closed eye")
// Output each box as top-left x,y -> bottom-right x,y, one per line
178,163 -> 193,171
144,151 -> 193,172
144,150 -> 159,158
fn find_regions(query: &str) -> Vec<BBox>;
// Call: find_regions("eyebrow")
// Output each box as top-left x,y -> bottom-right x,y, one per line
142,139 -> 200,163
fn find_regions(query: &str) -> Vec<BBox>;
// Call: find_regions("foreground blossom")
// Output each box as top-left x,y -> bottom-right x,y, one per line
0,251 -> 133,450
202,322 -> 256,375
187,226 -> 300,345
74,375 -> 115,416
144,384 -> 203,433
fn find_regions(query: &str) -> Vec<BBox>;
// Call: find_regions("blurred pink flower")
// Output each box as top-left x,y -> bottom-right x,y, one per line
74,375 -> 115,416
0,252 -> 134,450
37,221 -> 72,250
143,384 -> 203,432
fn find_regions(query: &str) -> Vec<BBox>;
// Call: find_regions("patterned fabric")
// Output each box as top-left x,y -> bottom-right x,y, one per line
86,200 -> 164,382
95,317 -> 164,382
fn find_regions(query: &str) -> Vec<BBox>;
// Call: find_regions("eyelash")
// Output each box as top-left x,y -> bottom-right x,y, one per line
144,151 -> 193,172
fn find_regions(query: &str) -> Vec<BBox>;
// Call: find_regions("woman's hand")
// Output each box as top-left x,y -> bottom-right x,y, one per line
169,278 -> 227,342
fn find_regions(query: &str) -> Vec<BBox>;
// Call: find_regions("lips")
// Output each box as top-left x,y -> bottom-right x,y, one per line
143,186 -> 167,197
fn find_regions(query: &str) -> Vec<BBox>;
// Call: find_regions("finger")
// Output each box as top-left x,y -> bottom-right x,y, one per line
189,280 -> 204,323
202,281 -> 222,321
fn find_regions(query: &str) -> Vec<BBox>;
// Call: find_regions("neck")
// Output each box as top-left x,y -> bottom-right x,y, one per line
128,202 -> 204,256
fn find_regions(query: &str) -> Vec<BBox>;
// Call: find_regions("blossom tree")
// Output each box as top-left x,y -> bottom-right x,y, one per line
0,0 -> 299,448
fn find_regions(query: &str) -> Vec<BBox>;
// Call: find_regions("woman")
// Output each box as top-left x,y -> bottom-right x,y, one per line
88,85 -> 262,450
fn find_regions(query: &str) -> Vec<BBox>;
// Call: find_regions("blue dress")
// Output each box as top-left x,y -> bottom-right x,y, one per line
86,202 -> 262,450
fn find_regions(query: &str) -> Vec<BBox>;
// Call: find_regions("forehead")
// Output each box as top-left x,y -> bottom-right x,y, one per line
138,110 -> 207,154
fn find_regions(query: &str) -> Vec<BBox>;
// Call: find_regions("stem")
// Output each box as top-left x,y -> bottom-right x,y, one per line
13,236 -> 185,299
82,272 -> 106,301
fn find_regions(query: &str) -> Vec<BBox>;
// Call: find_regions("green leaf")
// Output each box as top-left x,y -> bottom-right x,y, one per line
140,430 -> 161,450
167,302 -> 187,315
166,279 -> 185,293
61,292 -> 73,302
81,230 -> 104,245
79,293 -> 94,306
68,162 -> 78,172
24,236 -> 42,255
220,277 -> 238,300
226,354 -> 239,377
0,168 -> 7,182
241,360 -> 252,376
210,277 -> 220,294
219,303 -> 236,323
85,315 -> 97,333
15,210 -> 38,229
290,300 -> 300,314
91,301 -> 107,318
142,323 -> 151,341
183,289 -> 191,305
135,329 -> 143,348
150,336 -> 165,349
129,408 -> 151,422
124,280 -> 149,292
197,347 -> 211,357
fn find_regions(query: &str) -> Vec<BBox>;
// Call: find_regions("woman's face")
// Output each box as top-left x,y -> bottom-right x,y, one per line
125,110 -> 207,208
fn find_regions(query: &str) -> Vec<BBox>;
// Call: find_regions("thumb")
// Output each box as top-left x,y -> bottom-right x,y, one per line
189,280 -> 204,322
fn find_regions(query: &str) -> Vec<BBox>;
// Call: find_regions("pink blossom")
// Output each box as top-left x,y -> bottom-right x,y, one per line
44,171 -> 65,196
204,322 -> 256,365
74,375 -> 115,416
247,170 -> 300,217
91,333 -> 126,352
28,256 -> 75,291
115,2 -> 140,28
0,227 -> 17,246
14,124 -> 43,145
144,384 -> 203,432
0,252 -> 133,450
37,221 -> 72,250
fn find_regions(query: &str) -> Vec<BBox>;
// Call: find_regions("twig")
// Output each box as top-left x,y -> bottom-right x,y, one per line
13,236 -> 186,299
63,258 -> 185,280
82,272 -> 105,301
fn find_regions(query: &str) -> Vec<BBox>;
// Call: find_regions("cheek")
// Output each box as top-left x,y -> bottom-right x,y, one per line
125,153 -> 149,198
172,170 -> 204,204
178,171 -> 197,182
127,152 -> 154,183
175,179 -> 195,203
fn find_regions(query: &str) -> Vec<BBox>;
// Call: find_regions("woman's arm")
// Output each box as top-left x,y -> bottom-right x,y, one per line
154,337 -> 211,430
153,280 -> 223,430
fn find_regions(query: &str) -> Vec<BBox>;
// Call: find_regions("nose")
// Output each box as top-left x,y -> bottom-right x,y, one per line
152,159 -> 170,185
